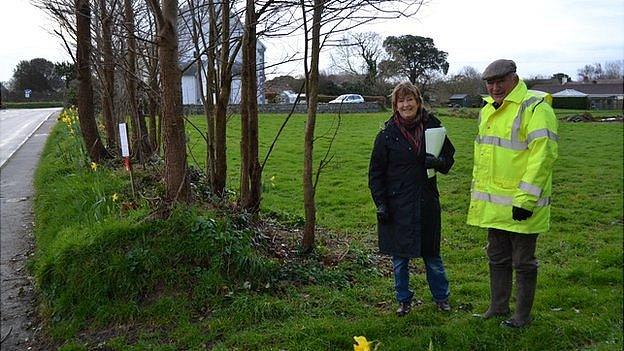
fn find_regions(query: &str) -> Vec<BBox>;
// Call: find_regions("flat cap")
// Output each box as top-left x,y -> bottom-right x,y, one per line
482,59 -> 516,80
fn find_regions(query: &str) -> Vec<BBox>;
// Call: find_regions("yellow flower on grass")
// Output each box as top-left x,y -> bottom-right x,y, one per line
353,336 -> 371,351
112,193 -> 118,202
91,162 -> 98,171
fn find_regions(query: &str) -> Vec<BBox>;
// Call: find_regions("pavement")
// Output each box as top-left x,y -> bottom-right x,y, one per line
1,112 -> 58,350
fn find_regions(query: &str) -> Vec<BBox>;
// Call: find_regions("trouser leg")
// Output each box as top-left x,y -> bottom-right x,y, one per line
484,228 -> 513,318
508,233 -> 539,326
391,256 -> 413,303
423,255 -> 450,302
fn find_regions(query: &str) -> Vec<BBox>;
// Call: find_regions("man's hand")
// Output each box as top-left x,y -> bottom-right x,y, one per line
425,153 -> 444,171
512,206 -> 533,221
376,204 -> 390,223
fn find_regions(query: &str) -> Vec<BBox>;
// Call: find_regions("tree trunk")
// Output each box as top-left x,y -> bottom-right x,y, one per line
212,0 -> 232,196
302,0 -> 323,252
99,0 -> 117,152
149,0 -> 190,202
125,0 -> 152,162
240,0 -> 261,211
147,72 -> 160,153
76,0 -> 109,162
204,0 -> 218,187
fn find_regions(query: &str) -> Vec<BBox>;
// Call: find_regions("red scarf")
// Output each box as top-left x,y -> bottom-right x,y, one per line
393,109 -> 427,155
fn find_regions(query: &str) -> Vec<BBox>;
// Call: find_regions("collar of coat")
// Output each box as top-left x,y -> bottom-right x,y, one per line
483,79 -> 528,106
386,108 -> 434,129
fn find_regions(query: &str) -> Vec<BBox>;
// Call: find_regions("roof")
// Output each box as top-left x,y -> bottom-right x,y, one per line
530,80 -> 623,96
551,89 -> 588,97
449,94 -> 468,99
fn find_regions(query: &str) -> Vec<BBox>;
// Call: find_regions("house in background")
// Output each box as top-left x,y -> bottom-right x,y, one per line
448,94 -> 484,107
177,6 -> 266,106
530,79 -> 623,110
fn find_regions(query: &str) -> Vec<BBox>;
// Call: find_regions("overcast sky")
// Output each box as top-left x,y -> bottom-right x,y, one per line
1,0 -> 623,83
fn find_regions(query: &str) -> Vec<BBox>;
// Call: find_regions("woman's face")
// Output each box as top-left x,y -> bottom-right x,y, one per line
396,93 -> 419,120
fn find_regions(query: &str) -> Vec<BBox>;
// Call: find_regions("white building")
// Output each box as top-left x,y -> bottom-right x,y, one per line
178,5 -> 266,105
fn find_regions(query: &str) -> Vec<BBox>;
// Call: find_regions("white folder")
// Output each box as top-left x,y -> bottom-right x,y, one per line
425,127 -> 446,178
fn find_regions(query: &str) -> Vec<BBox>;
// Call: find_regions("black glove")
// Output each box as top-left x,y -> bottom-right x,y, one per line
425,153 -> 445,171
376,204 -> 390,223
512,206 -> 533,221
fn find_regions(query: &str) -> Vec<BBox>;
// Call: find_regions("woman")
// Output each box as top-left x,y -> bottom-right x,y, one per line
368,82 -> 455,316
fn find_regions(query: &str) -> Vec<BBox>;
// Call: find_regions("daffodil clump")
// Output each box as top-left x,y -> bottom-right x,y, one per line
59,106 -> 79,135
56,106 -> 87,167
88,161 -> 123,222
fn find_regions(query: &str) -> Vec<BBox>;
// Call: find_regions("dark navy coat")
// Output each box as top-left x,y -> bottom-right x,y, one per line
368,111 -> 455,258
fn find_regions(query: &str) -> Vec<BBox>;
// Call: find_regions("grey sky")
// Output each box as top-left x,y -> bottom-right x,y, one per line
1,0 -> 623,83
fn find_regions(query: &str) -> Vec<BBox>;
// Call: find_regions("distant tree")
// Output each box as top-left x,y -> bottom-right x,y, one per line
447,66 -> 484,95
332,32 -> 384,85
54,61 -> 76,89
578,60 -> 623,81
602,60 -> 624,79
381,35 -> 449,98
10,58 -> 57,92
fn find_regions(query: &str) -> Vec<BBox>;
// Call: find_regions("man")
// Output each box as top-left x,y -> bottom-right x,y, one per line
467,59 -> 558,328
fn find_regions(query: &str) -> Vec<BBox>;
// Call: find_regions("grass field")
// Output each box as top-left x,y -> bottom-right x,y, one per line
33,109 -> 622,350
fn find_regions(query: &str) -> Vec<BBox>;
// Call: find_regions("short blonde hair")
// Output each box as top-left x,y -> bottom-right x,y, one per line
391,82 -> 422,113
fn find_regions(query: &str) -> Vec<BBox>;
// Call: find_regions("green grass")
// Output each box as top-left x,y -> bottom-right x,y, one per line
33,110 -> 622,350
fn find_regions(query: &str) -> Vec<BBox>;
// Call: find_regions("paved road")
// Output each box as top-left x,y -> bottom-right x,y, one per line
0,108 -> 61,167
1,109 -> 59,349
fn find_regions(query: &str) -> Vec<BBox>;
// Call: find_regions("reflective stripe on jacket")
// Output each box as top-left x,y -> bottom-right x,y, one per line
467,80 -> 558,233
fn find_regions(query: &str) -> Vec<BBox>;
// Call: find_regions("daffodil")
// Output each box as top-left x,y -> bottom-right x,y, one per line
112,193 -> 118,202
91,162 -> 98,171
353,336 -> 371,351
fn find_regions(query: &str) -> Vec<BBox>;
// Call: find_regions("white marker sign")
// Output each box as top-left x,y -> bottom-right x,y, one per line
118,123 -> 130,157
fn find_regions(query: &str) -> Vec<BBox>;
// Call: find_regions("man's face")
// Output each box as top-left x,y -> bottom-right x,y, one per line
486,73 -> 517,105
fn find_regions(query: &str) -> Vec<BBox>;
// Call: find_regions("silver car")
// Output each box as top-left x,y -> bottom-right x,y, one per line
328,94 -> 364,104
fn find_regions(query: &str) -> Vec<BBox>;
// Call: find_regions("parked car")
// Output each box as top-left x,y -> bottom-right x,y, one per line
328,94 -> 364,104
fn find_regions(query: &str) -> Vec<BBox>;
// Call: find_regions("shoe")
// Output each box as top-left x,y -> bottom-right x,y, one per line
396,301 -> 412,316
501,317 -> 532,328
435,300 -> 451,312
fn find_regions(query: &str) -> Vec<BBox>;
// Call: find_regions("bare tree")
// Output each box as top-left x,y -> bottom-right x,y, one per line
124,0 -> 152,162
578,60 -> 624,81
239,0 -> 259,210
146,0 -> 190,202
76,0 -> 110,162
178,0 -> 244,196
297,0 -> 422,252
98,0 -> 118,151
331,31 -> 383,85
301,0 -> 323,252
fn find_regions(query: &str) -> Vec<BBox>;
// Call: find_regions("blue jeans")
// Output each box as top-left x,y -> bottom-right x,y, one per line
392,256 -> 450,303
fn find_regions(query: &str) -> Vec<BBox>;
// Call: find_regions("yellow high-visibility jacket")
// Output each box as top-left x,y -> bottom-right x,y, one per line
467,80 -> 558,233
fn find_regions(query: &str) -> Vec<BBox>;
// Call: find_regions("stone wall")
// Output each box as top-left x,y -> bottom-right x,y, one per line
184,102 -> 385,115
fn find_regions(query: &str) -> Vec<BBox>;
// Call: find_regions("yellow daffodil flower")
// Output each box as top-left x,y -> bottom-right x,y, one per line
112,193 -> 118,202
91,162 -> 98,171
353,336 -> 371,351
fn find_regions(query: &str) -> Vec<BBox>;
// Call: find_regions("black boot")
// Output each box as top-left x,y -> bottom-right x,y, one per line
502,272 -> 536,328
482,266 -> 512,319
396,301 -> 412,316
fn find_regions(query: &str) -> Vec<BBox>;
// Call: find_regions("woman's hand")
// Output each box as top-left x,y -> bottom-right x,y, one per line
425,153 -> 445,171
